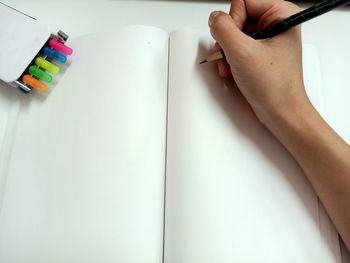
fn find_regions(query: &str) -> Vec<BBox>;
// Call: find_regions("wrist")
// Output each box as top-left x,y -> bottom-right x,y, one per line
256,93 -> 318,141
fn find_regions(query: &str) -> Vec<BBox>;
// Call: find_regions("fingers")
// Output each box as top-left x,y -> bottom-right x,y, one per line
209,0 -> 300,78
229,0 -> 247,29
243,0 -> 280,19
209,11 -> 253,63
257,1 -> 300,30
212,42 -> 231,78
217,59 -> 231,78
229,0 -> 300,32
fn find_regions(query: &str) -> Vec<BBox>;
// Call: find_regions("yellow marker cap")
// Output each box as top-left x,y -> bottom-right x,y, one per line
22,75 -> 46,92
35,57 -> 60,74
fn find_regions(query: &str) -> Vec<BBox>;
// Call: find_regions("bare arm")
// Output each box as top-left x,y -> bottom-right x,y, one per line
265,84 -> 350,250
208,0 -> 350,251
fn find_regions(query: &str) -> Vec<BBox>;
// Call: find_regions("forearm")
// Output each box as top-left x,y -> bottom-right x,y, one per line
261,94 -> 350,251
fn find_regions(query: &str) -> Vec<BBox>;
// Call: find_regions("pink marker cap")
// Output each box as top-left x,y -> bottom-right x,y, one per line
49,39 -> 73,55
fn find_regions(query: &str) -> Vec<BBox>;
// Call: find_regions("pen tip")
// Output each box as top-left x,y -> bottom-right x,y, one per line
199,59 -> 207,64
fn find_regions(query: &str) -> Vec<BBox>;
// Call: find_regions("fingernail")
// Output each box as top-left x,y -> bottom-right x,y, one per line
209,11 -> 220,27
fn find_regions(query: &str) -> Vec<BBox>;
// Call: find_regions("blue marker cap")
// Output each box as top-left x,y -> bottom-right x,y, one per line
43,47 -> 67,63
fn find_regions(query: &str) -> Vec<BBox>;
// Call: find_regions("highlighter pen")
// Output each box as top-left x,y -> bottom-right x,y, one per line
29,66 -> 52,83
22,75 -> 46,92
43,47 -> 67,63
35,57 -> 60,74
200,0 -> 350,64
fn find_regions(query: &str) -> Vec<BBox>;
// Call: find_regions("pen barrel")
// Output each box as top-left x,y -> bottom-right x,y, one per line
200,0 -> 350,64
250,0 -> 350,40
250,22 -> 290,39
293,0 -> 350,22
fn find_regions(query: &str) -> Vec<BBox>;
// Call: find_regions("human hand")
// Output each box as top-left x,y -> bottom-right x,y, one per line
208,0 -> 310,126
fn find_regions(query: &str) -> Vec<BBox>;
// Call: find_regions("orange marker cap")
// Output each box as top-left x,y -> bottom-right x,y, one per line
22,75 -> 46,92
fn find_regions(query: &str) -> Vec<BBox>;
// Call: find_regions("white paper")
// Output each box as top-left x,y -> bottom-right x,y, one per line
0,26 -> 341,263
164,30 -> 340,263
0,26 -> 168,263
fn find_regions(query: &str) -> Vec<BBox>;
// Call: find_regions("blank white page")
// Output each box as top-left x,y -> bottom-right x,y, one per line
164,30 -> 340,263
0,26 -> 168,263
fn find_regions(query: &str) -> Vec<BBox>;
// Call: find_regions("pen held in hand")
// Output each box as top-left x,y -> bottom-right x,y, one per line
200,0 -> 350,64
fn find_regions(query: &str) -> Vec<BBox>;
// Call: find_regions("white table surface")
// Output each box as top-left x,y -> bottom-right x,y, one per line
1,0 -> 350,261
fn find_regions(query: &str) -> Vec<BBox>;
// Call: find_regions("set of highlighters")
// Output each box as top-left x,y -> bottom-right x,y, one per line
0,3 -> 73,93
21,35 -> 73,92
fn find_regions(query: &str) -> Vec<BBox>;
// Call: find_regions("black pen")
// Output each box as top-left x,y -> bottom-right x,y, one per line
200,0 -> 350,64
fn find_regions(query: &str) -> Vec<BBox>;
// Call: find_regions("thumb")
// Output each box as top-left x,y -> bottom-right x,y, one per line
209,11 -> 254,64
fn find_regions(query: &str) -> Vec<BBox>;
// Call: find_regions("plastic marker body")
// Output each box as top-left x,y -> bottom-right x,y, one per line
22,74 -> 46,92
49,39 -> 73,55
43,47 -> 67,63
29,66 -> 52,82
35,57 -> 59,74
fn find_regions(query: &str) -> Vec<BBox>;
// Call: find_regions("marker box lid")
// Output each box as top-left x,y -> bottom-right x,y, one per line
0,3 -> 50,83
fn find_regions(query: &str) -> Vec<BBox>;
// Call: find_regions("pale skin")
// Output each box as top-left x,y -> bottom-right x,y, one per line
208,0 -> 350,252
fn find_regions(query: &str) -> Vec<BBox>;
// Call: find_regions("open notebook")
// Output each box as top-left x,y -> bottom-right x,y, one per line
0,26 -> 341,262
